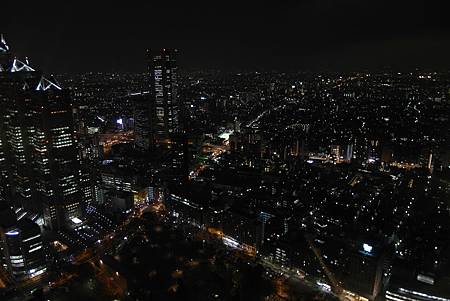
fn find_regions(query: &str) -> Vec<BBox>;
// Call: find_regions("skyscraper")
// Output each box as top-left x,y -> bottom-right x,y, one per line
0,34 -> 10,60
147,48 -> 179,147
33,83 -> 83,229
0,34 -> 13,199
0,202 -> 46,281
0,120 -> 7,199
132,92 -> 152,150
0,37 -> 37,209
0,35 -> 83,230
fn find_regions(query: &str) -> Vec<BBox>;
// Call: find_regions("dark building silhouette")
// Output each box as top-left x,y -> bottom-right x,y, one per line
132,92 -> 152,150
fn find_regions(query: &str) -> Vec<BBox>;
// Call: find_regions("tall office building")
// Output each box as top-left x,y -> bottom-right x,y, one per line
147,48 -> 179,147
0,35 -> 37,207
0,202 -> 46,281
33,84 -> 83,229
0,128 -> 7,199
0,34 -> 12,199
0,34 -> 10,63
0,35 -> 83,230
132,92 -> 152,150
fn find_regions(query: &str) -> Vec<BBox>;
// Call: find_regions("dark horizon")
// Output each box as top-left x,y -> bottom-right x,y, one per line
2,1 -> 450,74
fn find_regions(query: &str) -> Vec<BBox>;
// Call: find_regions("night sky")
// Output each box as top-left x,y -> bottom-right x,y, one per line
2,1 -> 450,73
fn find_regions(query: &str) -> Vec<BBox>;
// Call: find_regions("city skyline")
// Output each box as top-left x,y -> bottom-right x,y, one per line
1,2 -> 450,301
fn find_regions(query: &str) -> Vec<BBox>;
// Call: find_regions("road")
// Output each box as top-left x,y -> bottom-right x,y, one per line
190,141 -> 228,180
165,213 -> 340,301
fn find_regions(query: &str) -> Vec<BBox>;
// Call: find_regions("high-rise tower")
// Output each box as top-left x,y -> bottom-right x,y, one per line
0,34 -> 12,198
0,35 -> 83,230
0,202 -> 46,281
133,92 -> 152,150
147,48 -> 179,147
33,81 -> 83,229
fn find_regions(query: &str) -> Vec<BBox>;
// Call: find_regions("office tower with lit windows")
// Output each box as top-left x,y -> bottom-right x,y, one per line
0,201 -> 17,273
1,220 -> 46,281
0,35 -> 83,230
0,35 -> 38,209
0,134 -> 7,199
0,35 -> 10,199
33,85 -> 83,229
132,92 -> 152,150
147,48 -> 179,146
0,202 -> 46,281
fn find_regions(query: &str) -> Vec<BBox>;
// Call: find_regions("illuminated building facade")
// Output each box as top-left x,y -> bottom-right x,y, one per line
0,219 -> 46,281
132,92 -> 152,150
0,35 -> 7,197
0,126 -> 7,198
35,87 -> 83,229
0,202 -> 46,281
0,36 -> 39,209
0,35 -> 83,230
147,48 -> 179,146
